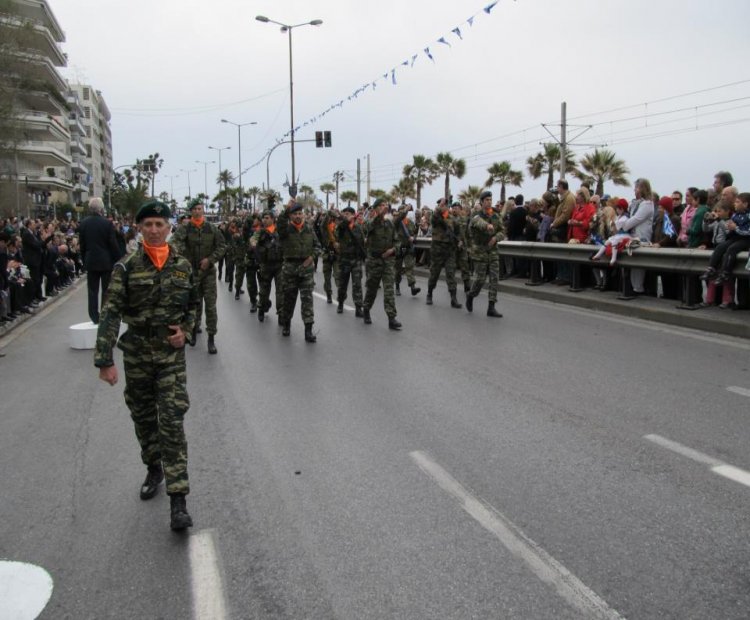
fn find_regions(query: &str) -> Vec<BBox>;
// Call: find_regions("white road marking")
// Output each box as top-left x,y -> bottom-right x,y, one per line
726,386 -> 750,398
644,434 -> 750,489
189,529 -> 227,620
410,451 -> 624,620
312,291 -> 354,311
0,560 -> 54,620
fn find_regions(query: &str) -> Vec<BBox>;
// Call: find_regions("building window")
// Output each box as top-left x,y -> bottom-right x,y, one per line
85,126 -> 91,137
83,106 -> 91,119
86,145 -> 91,157
83,87 -> 90,100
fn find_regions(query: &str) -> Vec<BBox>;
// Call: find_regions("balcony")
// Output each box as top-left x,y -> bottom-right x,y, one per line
18,110 -> 70,141
70,135 -> 86,155
0,13 -> 66,65
71,157 -> 89,176
16,88 -> 65,115
68,114 -> 86,136
17,52 -> 68,94
19,140 -> 72,167
10,0 -> 65,43
16,171 -> 73,192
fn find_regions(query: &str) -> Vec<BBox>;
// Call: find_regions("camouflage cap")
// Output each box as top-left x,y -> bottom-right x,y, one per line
135,200 -> 171,222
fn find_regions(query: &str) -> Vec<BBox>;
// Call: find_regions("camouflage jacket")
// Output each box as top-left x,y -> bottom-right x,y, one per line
364,215 -> 399,257
469,211 -> 504,259
431,209 -> 460,245
250,226 -> 283,265
94,246 -> 198,367
171,220 -> 226,271
277,209 -> 321,260
335,220 -> 366,259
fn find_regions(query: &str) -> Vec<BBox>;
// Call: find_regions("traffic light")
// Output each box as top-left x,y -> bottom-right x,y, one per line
324,131 -> 331,147
315,131 -> 323,148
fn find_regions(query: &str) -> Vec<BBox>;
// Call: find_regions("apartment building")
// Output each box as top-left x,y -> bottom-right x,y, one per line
68,83 -> 112,201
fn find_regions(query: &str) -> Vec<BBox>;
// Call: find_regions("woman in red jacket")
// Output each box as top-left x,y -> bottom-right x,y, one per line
567,187 -> 597,243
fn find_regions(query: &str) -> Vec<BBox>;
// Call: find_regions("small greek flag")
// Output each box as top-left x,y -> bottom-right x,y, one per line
662,215 -> 676,237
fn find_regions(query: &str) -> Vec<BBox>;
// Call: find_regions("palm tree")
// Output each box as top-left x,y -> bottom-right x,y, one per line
526,143 -> 578,190
390,177 -> 415,204
574,148 -> 631,196
402,155 -> 438,209
260,188 -> 282,210
300,184 -> 314,201
217,169 -> 234,194
485,161 -> 523,203
369,188 -> 387,202
435,152 -> 466,201
319,182 -> 335,208
340,190 -> 358,208
458,185 -> 483,210
246,186 -> 260,211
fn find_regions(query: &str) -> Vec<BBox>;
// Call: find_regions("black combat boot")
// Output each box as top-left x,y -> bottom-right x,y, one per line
140,463 -> 164,500
410,283 -> 421,296
207,335 -> 217,354
337,301 -> 344,314
195,326 -> 203,334
363,308 -> 372,324
388,317 -> 402,331
282,321 -> 291,336
304,323 -> 317,343
425,288 -> 433,305
237,288 -> 244,295
464,280 -> 471,294
234,291 -> 240,300
250,300 -> 257,313
258,309 -> 265,322
395,282 -> 401,296
465,292 -> 474,313
169,494 -> 193,531
326,292 -> 333,304
355,305 -> 363,318
228,282 -> 233,292
487,302 -> 503,318
450,291 -> 462,309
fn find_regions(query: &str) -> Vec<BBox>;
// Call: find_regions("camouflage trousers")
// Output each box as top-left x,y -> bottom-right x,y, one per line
428,242 -> 458,291
123,342 -> 189,495
322,253 -> 340,298
224,256 -> 235,283
455,247 -> 472,291
235,259 -> 259,303
337,256 -> 363,306
394,251 -> 416,287
258,262 -> 283,314
469,253 -> 500,302
196,266 -> 218,334
364,256 -> 397,319
281,260 -> 315,325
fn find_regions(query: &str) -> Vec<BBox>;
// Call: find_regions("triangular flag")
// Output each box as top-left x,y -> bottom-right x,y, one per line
484,1 -> 498,13
438,36 -> 451,47
372,81 -> 377,90
410,54 -> 418,67
452,27 -> 463,39
401,60 -> 409,67
424,47 -> 434,62
468,16 -> 475,26
391,69 -> 397,85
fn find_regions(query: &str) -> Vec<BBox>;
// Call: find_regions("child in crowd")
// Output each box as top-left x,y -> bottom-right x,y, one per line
590,198 -> 631,265
701,201 -> 732,249
700,192 -> 750,285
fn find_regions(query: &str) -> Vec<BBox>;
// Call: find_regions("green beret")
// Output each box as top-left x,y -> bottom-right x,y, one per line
261,210 -> 275,219
341,206 -> 355,214
288,203 -> 304,214
371,197 -> 387,209
479,190 -> 492,201
135,200 -> 171,223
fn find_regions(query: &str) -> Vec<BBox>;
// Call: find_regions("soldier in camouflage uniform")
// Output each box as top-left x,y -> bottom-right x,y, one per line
320,209 -> 341,304
466,190 -> 503,317
335,206 -> 366,316
234,215 -> 261,312
250,210 -> 283,323
427,198 -> 463,309
95,200 -> 198,531
452,201 -> 472,294
362,197 -> 402,330
393,204 -> 421,297
171,201 -> 226,354
220,222 -> 234,287
277,200 -> 321,342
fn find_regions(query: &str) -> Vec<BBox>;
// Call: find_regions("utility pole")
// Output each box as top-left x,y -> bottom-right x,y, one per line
333,171 -> 344,210
560,101 -> 567,180
366,154 -> 371,205
356,158 -> 361,207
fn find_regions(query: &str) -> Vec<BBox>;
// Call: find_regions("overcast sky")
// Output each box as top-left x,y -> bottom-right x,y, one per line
52,0 -> 750,206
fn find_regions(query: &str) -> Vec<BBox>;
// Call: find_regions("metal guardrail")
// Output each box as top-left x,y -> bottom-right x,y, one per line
412,238 -> 749,307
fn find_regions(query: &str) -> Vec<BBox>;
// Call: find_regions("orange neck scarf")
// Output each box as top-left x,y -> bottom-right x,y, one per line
291,220 -> 305,232
191,216 -> 205,228
143,241 -> 170,271
485,208 -> 494,217
441,210 -> 450,219
265,224 -> 276,234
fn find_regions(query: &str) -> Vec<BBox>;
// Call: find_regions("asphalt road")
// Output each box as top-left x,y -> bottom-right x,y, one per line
1,272 -> 749,619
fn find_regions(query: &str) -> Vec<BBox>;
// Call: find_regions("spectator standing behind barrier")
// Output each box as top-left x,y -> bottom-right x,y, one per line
650,195 -> 682,300
677,188 -> 698,247
77,197 -> 122,323
687,189 -> 713,248
20,219 -> 45,302
621,178 -> 655,294
701,191 -> 750,286
550,179 -> 575,285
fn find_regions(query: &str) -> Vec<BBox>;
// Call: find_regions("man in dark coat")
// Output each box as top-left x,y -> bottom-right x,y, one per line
78,197 -> 122,323
21,219 -> 45,302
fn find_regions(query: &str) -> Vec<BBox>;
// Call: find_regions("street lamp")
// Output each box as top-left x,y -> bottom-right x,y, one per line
208,145 -> 231,197
195,160 -> 215,204
256,14 -> 323,197
179,168 -> 197,201
221,120 -> 256,210
164,173 -> 180,204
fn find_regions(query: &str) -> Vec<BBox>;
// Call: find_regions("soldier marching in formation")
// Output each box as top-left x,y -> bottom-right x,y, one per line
393,204 -> 421,297
234,214 -> 261,312
427,197 -> 463,309
466,190 -> 504,317
250,210 -> 284,323
335,206 -> 366,316
319,209 -> 341,304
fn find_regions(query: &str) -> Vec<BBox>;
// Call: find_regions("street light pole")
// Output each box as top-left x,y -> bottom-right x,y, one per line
208,145 -> 231,197
221,120 -> 256,210
195,160 -> 215,203
256,15 -> 322,197
164,174 -> 180,203
180,168 -> 197,201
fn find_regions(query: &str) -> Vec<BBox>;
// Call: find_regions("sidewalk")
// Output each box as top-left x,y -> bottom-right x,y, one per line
414,268 -> 750,340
